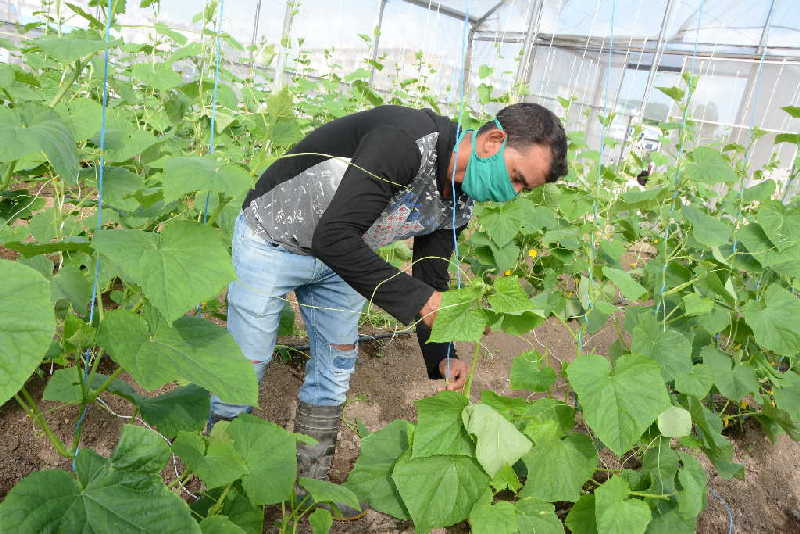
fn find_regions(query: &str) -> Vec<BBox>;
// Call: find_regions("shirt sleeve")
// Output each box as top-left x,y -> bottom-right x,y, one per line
311,127 -> 434,325
411,224 -> 466,379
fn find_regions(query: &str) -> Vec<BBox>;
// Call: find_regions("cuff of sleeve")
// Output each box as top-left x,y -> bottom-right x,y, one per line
416,322 -> 458,379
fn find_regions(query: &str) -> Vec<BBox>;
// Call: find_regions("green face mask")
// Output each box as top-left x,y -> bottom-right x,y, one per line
460,119 -> 517,203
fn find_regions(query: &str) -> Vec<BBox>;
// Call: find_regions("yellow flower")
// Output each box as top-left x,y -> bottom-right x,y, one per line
654,239 -> 660,244
722,416 -> 730,426
504,269 -> 512,276
739,400 -> 748,409
528,249 -> 538,258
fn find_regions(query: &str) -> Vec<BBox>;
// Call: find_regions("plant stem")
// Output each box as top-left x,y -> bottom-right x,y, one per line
629,491 -> 673,500
49,60 -> 85,108
463,341 -> 482,399
0,160 -> 16,191
88,367 -> 125,401
208,482 -> 232,516
16,388 -> 71,458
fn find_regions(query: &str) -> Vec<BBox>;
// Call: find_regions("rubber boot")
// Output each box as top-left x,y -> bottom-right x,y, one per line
293,401 -> 366,520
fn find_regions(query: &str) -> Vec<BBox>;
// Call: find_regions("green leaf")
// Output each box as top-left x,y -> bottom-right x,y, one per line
191,487 -> 262,534
51,265 -> 91,315
29,118 -> 80,184
684,147 -> 737,184
675,452 -> 707,520
646,501 -> 697,533
515,498 -> 565,534
480,207 -> 520,247
488,276 -> 534,314
743,285 -> 800,356
35,35 -> 109,62
775,133 -> 800,144
131,61 -> 183,91
412,391 -> 473,458
743,180 -> 776,202
683,206 -> 731,248
161,156 -> 251,203
345,419 -> 413,519
0,260 -> 56,406
93,222 -> 236,323
782,105 -> 800,118
565,494 -> 597,534
43,368 -> 137,404
655,86 -> 684,102
469,500 -> 517,534
0,429 -> 199,533
478,65 -> 493,80
299,478 -> 360,511
602,266 -> 647,300
462,403 -> 532,478
227,414 -> 297,505
510,351 -> 556,392
657,406 -> 692,437
391,452 -> 489,532
567,354 -> 671,455
497,311 -> 544,335
520,398 -> 576,443
138,384 -> 210,439
631,315 -> 693,381
154,22 -> 188,45
674,364 -> 715,398
756,201 -> 798,252
100,127 -> 162,163
200,516 -> 247,534
773,371 -> 800,420
93,166 -> 146,212
98,310 -> 258,405
428,286 -> 486,343
173,430 -> 247,489
685,397 -> 741,479
701,346 -> 757,401
307,508 -> 332,534
111,424 -> 171,474
595,476 -> 651,534
520,433 -> 597,502
641,440 -> 678,494
682,293 -> 714,316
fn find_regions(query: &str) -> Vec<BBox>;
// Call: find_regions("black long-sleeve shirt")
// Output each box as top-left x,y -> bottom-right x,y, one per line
242,105 -> 473,378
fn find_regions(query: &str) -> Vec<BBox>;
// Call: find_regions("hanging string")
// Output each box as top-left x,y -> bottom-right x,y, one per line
202,0 -> 226,224
578,0 -> 615,352
72,0 -> 114,469
658,1 -> 706,323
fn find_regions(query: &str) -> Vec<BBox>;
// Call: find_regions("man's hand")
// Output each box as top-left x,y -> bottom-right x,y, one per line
439,358 -> 468,391
420,290 -> 441,328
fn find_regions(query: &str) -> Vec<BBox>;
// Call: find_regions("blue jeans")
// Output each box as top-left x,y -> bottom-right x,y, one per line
211,213 -> 365,418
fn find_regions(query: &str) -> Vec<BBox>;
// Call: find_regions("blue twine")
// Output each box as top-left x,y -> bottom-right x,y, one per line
202,0 -> 226,224
73,0 -> 114,470
657,0 -> 705,321
580,0 -> 616,349
444,0 -> 471,370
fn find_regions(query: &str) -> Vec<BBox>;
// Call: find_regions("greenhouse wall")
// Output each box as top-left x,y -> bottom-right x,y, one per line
0,0 -> 797,185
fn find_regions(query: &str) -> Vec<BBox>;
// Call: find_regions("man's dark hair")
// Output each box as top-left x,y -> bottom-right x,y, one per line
478,102 -> 568,183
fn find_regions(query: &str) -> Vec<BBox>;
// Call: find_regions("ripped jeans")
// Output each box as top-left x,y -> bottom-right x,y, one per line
210,213 -> 365,419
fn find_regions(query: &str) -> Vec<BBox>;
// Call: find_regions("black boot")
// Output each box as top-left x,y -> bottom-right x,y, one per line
293,401 -> 366,520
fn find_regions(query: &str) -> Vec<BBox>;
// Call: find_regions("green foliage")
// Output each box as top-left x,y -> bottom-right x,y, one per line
0,260 -> 56,406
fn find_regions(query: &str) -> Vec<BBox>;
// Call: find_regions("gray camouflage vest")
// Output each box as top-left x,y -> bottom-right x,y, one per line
242,131 -> 473,255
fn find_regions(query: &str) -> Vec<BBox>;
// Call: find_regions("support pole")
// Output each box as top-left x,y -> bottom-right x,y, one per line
369,0 -> 388,87
638,0 -> 675,120
274,0 -> 297,91
513,0 -> 544,101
